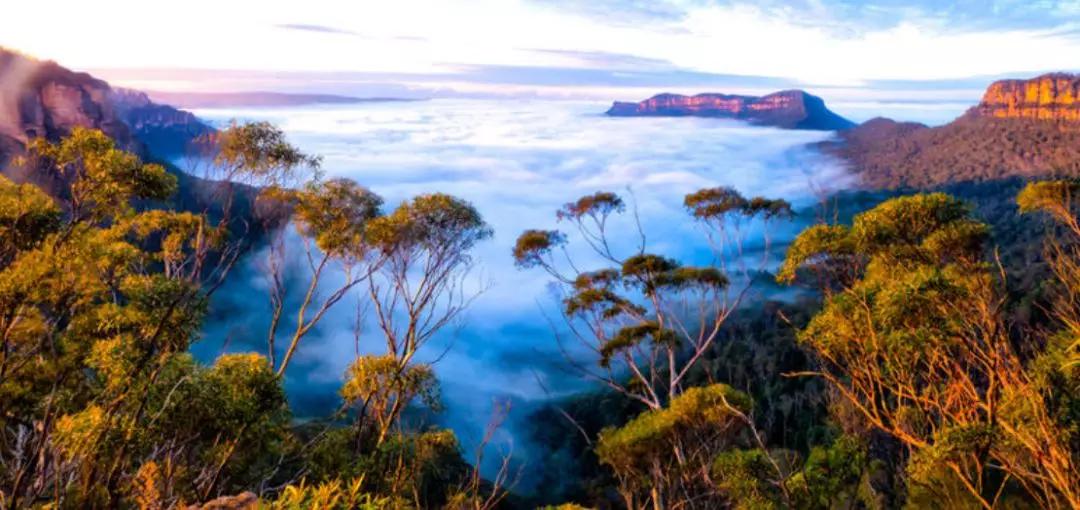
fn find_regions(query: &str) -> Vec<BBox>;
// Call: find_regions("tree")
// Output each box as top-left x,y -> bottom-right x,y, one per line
595,384 -> 754,509
354,193 -> 491,435
514,188 -> 791,410
779,193 -> 1080,508
0,129 -> 228,507
263,178 -> 384,376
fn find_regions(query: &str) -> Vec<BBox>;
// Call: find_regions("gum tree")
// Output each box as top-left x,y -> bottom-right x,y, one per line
779,193 -> 1080,509
513,188 -> 792,410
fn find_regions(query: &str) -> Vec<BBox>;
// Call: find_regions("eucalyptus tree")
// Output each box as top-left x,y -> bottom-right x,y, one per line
779,193 -> 1080,509
513,188 -> 792,410
0,129 -> 290,508
263,178 -> 384,376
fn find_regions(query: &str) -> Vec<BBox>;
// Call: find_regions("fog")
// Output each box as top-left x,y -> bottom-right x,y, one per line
190,99 -> 853,479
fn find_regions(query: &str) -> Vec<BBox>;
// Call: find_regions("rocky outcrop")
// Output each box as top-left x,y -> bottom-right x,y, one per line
0,48 -> 245,219
822,82 -> 1080,190
970,73 -> 1080,122
111,88 -> 214,159
0,47 -> 213,170
606,90 -> 855,130
0,48 -> 137,159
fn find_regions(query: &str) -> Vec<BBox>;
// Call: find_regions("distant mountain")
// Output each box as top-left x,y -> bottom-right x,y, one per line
822,73 -> 1080,189
110,88 -> 215,159
143,91 -> 417,109
606,90 -> 856,130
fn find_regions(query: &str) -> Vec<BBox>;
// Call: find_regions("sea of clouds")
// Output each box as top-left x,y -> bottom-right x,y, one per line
191,98 -> 854,476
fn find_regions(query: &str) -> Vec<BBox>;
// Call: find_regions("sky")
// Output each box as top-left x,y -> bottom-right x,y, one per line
3,0 -> 1080,100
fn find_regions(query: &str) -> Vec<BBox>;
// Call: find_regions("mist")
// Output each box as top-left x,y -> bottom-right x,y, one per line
190,98 -> 854,484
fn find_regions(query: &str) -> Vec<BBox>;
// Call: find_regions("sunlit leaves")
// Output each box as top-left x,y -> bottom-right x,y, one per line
599,322 -> 676,368
0,175 -> 61,267
596,384 -> 751,476
849,193 -> 970,250
512,229 -> 566,268
684,186 -> 749,219
212,121 -> 322,187
25,127 -> 176,223
775,225 -> 851,284
292,178 -> 382,259
685,186 -> 792,223
368,192 -> 491,253
1017,179 -> 1080,216
557,191 -> 624,221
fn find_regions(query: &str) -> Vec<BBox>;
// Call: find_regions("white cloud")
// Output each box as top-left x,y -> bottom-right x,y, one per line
1,0 -> 1077,88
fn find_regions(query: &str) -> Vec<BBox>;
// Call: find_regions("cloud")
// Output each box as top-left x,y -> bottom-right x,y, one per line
191,98 -> 855,482
274,24 -> 427,42
274,23 -> 359,36
12,0 -> 1080,91
522,48 -> 675,71
535,0 -> 1080,34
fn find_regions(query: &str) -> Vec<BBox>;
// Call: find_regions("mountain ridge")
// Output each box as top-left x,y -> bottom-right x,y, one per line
606,89 -> 856,130
143,90 -> 420,109
822,74 -> 1080,189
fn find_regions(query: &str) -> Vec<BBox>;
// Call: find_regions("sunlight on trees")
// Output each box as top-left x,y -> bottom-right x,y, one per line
780,192 -> 1080,509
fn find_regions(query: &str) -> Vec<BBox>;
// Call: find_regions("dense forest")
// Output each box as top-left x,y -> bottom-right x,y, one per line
820,115 -> 1080,188
1,121 -> 1079,510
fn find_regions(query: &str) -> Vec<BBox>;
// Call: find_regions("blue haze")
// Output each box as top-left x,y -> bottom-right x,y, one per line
191,99 -> 856,474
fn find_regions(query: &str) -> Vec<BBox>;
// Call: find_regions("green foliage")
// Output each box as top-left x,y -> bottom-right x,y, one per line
213,120 -> 322,186
1016,179 -> 1080,216
557,191 -> 624,221
511,229 -> 566,268
787,435 -> 871,509
368,192 -> 492,252
599,322 -> 675,368
781,191 -> 1080,508
25,127 -> 177,223
0,175 -> 61,266
684,186 -> 792,222
596,384 -> 750,479
292,177 -> 383,259
711,449 -> 781,510
262,477 -> 389,509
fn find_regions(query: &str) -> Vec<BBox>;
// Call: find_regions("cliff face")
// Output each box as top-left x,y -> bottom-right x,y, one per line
606,90 -> 855,130
0,48 -> 212,170
971,73 -> 1080,122
0,47 -> 228,214
0,49 -> 136,157
111,88 -> 214,159
822,74 -> 1080,190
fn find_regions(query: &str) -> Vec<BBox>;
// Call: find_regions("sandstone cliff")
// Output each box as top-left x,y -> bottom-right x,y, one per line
0,47 -> 212,170
0,48 -> 244,219
822,73 -> 1080,189
970,73 -> 1080,122
606,90 -> 855,130
0,48 -> 136,158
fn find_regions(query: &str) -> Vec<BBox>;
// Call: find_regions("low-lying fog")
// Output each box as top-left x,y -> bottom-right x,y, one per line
190,98 -> 853,475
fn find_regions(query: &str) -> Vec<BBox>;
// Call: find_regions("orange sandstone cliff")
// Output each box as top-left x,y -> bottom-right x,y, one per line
970,73 -> 1080,122
821,73 -> 1080,189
